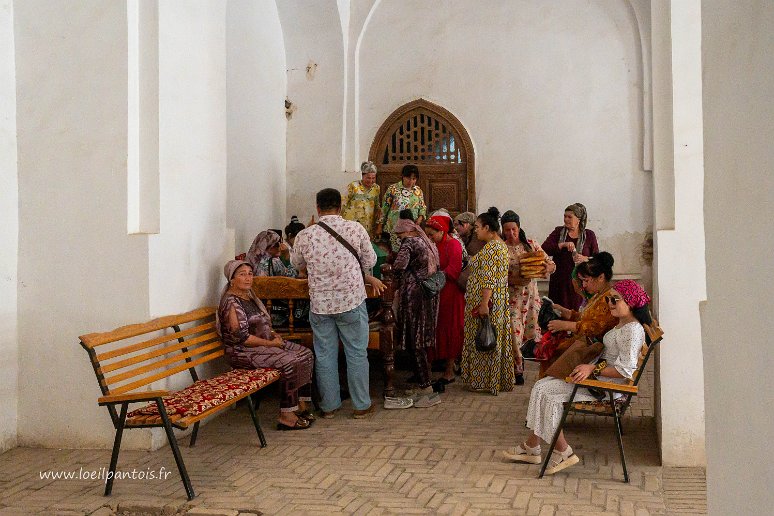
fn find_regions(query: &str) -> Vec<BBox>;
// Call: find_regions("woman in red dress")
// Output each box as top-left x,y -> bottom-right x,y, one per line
424,215 -> 465,384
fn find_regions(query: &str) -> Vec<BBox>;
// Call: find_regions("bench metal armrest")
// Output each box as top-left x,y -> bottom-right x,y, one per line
98,390 -> 171,406
565,377 -> 638,395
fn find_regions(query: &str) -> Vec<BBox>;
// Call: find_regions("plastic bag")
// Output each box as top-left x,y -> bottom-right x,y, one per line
475,316 -> 497,352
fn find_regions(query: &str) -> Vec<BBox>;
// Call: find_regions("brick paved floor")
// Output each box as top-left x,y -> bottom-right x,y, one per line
0,361 -> 706,515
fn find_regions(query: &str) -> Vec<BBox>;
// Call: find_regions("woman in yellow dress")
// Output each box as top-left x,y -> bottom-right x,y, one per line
341,161 -> 381,239
461,207 -> 514,395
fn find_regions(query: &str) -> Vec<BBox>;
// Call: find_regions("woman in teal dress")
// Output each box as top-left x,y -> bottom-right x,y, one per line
461,207 -> 514,394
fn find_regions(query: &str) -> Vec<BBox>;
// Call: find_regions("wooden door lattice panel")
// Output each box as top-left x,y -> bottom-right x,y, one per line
381,110 -> 464,164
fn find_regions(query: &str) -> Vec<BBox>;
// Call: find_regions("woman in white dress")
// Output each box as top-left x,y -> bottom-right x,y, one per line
503,279 -> 652,475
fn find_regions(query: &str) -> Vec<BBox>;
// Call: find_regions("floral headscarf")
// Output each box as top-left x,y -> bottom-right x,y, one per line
613,279 -> 651,309
246,230 -> 280,271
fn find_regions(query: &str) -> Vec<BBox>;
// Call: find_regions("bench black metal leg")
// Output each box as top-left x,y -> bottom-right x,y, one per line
157,400 -> 195,500
189,422 -> 200,447
246,394 -> 267,448
610,392 -> 629,483
104,403 -> 128,496
539,385 -> 578,478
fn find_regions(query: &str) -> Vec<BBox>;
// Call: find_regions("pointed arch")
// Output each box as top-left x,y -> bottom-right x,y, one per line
368,98 -> 475,214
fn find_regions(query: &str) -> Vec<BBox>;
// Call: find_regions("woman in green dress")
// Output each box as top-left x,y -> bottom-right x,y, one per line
461,207 -> 514,394
377,164 -> 427,251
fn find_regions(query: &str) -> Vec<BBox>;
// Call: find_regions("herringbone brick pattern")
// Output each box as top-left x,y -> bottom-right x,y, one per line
0,362 -> 705,515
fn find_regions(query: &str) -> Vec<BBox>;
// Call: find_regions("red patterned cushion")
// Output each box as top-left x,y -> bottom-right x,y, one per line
127,368 -> 280,420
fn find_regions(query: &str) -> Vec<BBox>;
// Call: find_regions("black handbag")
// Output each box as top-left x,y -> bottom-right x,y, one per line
475,316 -> 497,352
415,270 -> 446,297
537,296 -> 560,332
520,338 -> 538,359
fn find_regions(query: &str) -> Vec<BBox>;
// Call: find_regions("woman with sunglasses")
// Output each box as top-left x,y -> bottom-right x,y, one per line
503,279 -> 651,475
539,252 -> 618,377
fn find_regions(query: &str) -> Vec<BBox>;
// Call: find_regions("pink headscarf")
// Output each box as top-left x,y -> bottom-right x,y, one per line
613,279 -> 651,309
394,218 -> 440,268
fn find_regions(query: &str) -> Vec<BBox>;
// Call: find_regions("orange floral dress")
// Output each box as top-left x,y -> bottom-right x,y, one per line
539,287 -> 617,377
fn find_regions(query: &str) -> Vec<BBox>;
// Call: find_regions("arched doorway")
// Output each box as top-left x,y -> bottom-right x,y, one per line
368,99 -> 475,216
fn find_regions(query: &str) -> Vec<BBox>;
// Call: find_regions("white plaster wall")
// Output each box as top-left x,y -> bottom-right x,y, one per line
149,0 -> 229,318
278,0 -> 346,222
226,0 -> 287,253
356,0 -> 651,276
0,0 -> 19,453
14,0 -> 153,449
701,1 -> 774,512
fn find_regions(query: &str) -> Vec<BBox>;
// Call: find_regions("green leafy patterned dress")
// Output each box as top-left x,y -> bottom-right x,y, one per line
461,238 -> 514,394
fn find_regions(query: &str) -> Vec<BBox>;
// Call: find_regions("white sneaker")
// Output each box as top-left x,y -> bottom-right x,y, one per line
408,386 -> 434,402
413,393 -> 442,408
383,397 -> 413,409
503,443 -> 542,464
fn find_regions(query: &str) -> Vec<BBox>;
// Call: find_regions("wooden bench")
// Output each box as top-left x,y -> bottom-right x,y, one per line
252,265 -> 397,397
538,320 -> 665,482
79,307 -> 281,500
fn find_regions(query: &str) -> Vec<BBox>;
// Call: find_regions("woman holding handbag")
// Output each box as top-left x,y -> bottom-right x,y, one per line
503,280 -> 651,475
392,214 -> 442,408
424,215 -> 465,386
460,207 -> 514,395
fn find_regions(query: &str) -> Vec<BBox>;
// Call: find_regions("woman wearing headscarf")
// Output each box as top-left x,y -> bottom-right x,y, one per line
217,260 -> 315,430
504,279 -> 651,475
247,230 -> 299,278
284,216 -> 305,248
461,207 -> 514,395
392,214 -> 442,408
342,161 -> 381,239
423,215 -> 465,385
501,210 -> 555,385
541,203 -> 599,311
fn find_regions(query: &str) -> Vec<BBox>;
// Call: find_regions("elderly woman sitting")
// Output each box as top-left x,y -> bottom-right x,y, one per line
217,260 -> 315,430
247,230 -> 299,278
503,280 -> 651,474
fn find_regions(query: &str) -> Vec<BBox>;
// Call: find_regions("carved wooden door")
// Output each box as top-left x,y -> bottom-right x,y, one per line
369,99 -> 475,217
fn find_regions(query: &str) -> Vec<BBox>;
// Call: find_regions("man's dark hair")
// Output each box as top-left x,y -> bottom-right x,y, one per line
401,164 -> 419,179
316,188 -> 342,211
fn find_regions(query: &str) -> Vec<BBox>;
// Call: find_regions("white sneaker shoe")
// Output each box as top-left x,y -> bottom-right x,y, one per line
503,443 -> 542,464
408,386 -> 434,402
383,396 -> 413,409
413,393 -> 442,408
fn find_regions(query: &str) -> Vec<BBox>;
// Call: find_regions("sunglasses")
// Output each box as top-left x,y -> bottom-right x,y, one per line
605,295 -> 624,305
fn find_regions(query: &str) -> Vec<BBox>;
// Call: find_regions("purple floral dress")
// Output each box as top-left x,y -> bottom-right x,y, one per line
218,293 -> 313,412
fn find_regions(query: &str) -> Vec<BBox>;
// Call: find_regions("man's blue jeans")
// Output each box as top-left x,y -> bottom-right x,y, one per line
310,301 -> 371,412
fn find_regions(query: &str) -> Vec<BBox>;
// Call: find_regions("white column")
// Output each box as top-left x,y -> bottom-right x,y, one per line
650,0 -> 707,466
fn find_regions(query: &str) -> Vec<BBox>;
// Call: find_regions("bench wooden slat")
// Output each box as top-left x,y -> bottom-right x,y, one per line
100,330 -> 219,374
80,307 -> 216,348
104,339 -> 221,386
95,320 -> 215,361
110,349 -> 225,395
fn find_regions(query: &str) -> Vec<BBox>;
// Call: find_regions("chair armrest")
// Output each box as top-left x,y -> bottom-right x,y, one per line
565,377 -> 638,395
98,390 -> 171,406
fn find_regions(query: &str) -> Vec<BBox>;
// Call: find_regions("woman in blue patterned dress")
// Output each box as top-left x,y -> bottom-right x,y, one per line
461,207 -> 514,394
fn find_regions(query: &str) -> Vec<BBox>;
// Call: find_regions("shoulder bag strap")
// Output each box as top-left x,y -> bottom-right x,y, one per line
317,220 -> 366,281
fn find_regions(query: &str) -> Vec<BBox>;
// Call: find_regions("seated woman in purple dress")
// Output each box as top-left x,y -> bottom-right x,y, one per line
217,260 -> 315,430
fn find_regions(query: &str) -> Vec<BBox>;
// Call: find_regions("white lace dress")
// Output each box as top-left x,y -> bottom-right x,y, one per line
525,321 -> 645,442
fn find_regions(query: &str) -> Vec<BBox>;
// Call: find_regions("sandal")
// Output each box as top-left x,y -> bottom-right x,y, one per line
435,377 -> 456,386
544,446 -> 579,475
502,443 -> 542,464
276,417 -> 312,431
296,410 -> 316,422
